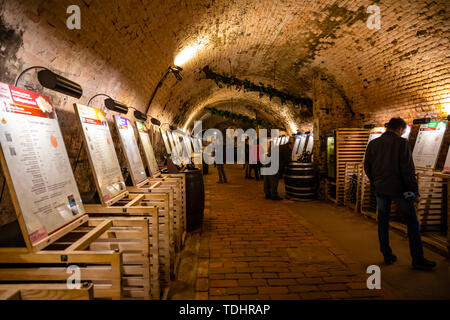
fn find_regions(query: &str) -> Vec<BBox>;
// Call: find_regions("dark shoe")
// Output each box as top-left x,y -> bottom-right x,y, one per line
265,194 -> 271,199
271,196 -> 283,200
248,176 -> 254,179
412,258 -> 436,270
384,254 -> 397,265
217,181 -> 223,184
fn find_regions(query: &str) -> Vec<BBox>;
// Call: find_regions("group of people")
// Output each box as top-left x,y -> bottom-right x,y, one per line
210,117 -> 437,271
214,137 -> 294,200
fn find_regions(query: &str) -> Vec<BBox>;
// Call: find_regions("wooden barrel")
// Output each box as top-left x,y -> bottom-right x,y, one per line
284,162 -> 317,201
180,168 -> 205,232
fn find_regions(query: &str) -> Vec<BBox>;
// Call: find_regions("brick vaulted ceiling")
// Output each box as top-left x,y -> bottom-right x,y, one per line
2,0 -> 449,133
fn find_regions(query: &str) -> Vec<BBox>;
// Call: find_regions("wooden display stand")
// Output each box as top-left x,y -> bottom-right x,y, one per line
0,85 -> 151,300
360,171 -> 377,219
335,128 -> 370,205
0,216 -> 151,300
343,163 -> 363,212
416,169 -> 446,232
433,172 -> 450,255
0,283 -> 94,300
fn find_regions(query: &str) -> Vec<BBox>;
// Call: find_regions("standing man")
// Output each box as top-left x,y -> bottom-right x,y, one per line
364,117 -> 436,270
214,139 -> 227,184
264,136 -> 294,200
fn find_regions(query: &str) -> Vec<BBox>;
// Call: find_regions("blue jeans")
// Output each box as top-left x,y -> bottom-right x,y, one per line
375,193 -> 424,262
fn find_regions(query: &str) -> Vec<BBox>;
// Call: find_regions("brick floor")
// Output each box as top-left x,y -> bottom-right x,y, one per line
195,165 -> 384,300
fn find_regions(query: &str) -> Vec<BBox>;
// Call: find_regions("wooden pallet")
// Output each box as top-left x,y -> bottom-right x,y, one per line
0,216 -> 150,299
416,169 -> 446,232
0,283 -> 94,300
336,129 -> 370,206
344,163 -> 363,212
84,193 -> 168,299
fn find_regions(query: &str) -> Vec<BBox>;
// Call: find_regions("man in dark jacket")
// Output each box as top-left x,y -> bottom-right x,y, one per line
264,137 -> 293,200
364,117 -> 436,270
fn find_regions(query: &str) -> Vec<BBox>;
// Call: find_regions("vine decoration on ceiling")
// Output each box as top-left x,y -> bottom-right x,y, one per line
201,65 -> 313,111
206,107 -> 274,129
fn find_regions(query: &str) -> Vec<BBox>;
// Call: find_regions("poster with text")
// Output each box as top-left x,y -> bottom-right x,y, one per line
292,134 -> 306,160
136,121 -> 160,177
160,128 -> 172,154
0,83 -> 85,245
306,134 -> 314,153
114,115 -> 147,185
367,127 -> 386,144
412,120 -> 448,169
443,145 -> 450,173
402,124 -> 412,140
74,104 -> 126,203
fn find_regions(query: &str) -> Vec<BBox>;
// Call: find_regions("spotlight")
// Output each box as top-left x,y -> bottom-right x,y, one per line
363,124 -> 375,129
150,117 -> 161,126
134,109 -> 147,121
169,125 -> 177,131
15,66 -> 83,98
412,117 -> 431,125
104,98 -> 129,114
169,66 -> 183,81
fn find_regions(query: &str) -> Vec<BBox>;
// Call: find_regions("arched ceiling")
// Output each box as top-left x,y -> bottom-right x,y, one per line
11,0 -> 450,133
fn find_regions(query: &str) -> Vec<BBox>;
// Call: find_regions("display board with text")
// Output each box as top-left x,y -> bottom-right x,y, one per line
0,83 -> 85,248
443,145 -> 450,173
136,121 -> 160,177
74,104 -> 126,204
305,133 -> 314,153
114,115 -> 148,185
367,127 -> 386,144
412,120 -> 448,169
160,128 -> 172,155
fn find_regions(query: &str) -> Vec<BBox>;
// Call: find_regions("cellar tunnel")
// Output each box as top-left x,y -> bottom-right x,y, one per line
0,0 -> 449,302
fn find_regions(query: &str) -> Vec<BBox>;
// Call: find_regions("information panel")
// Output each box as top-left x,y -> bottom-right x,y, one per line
114,115 -> 147,185
136,121 -> 160,177
443,145 -> 450,173
367,127 -> 386,144
160,128 -> 172,154
306,133 -> 314,153
412,120 -> 448,169
0,83 -> 85,246
74,104 -> 126,203
402,124 -> 412,140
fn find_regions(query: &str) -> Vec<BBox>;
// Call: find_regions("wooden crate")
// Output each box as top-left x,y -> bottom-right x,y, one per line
84,193 -> 169,299
0,217 -> 150,299
416,169 -> 446,232
344,163 -> 363,212
0,283 -> 94,300
335,129 -> 370,205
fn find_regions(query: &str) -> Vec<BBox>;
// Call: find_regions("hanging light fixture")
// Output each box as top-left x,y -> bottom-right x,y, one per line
412,117 -> 431,124
134,109 -> 147,121
104,98 -> 129,114
15,66 -> 83,98
150,117 -> 161,126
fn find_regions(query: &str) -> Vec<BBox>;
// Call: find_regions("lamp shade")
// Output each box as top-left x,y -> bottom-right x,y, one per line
37,69 -> 82,99
150,117 -> 161,126
134,110 -> 147,121
104,98 -> 129,114
412,117 -> 431,125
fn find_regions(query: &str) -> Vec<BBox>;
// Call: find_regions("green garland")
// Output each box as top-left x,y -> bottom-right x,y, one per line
206,107 -> 273,129
202,65 -> 313,110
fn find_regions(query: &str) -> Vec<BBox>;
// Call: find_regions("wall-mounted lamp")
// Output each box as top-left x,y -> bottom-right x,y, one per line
305,131 -> 311,135
169,125 -> 177,131
144,66 -> 184,115
363,124 -> 376,129
413,117 -> 431,125
150,117 -> 161,126
134,110 -> 147,122
87,94 -> 129,114
15,66 -> 83,98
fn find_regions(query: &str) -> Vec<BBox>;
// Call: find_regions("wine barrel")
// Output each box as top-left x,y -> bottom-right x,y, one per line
180,168 -> 205,232
284,162 -> 317,201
